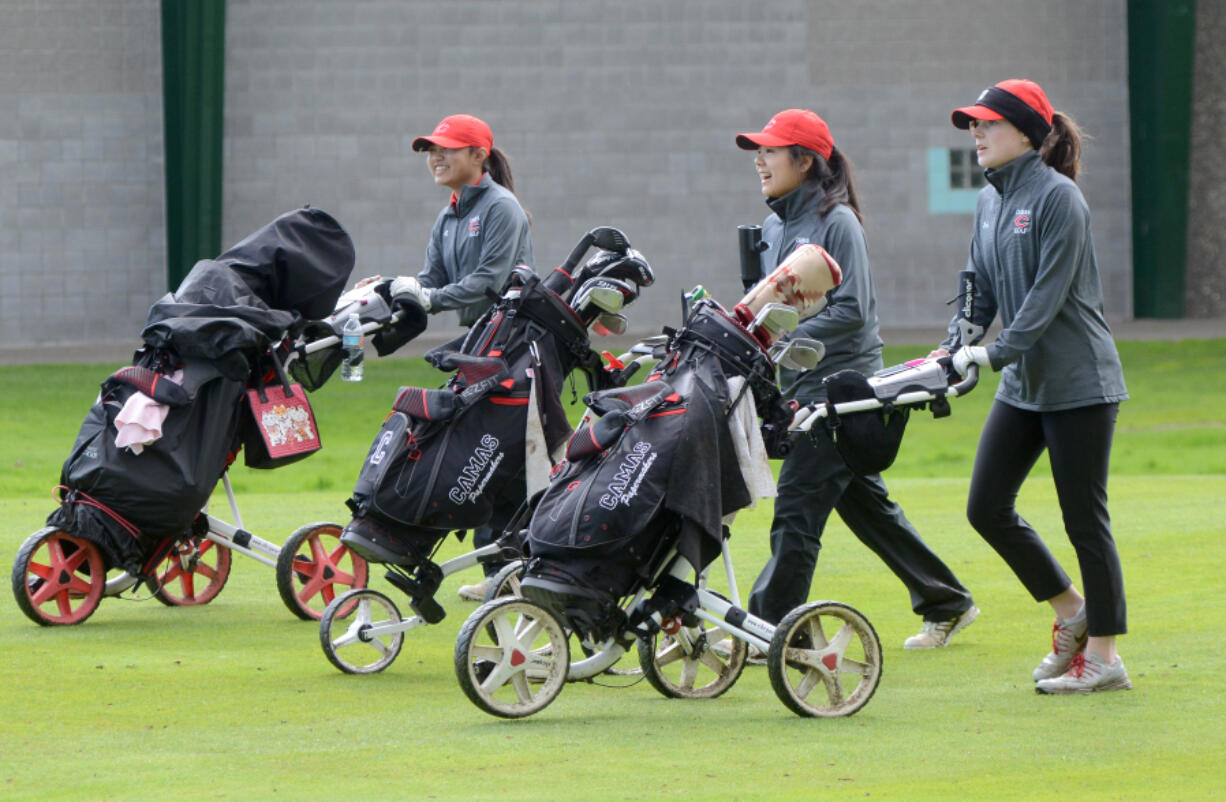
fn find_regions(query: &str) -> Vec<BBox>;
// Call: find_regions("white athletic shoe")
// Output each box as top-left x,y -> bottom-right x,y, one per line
1035,652 -> 1132,694
1033,608 -> 1089,681
456,578 -> 491,601
903,605 -> 980,649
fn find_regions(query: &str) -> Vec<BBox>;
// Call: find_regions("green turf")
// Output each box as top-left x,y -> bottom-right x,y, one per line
2,340 -> 1224,800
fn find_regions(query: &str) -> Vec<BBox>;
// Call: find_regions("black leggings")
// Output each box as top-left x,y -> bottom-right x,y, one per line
967,400 -> 1126,636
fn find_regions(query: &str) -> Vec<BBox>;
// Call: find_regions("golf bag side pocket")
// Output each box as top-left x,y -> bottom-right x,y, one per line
350,386 -> 530,532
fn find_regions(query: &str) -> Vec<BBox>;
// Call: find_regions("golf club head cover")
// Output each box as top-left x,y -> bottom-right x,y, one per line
738,243 -> 843,320
565,409 -> 628,462
601,249 -> 654,288
110,366 -> 191,407
392,386 -> 460,422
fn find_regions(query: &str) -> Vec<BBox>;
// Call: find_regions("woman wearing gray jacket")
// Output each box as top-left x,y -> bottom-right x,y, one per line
387,113 -> 534,601
389,113 -> 534,328
737,109 -> 978,649
936,79 -> 1131,693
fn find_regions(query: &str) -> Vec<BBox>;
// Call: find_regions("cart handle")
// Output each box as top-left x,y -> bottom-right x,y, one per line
789,362 -> 978,434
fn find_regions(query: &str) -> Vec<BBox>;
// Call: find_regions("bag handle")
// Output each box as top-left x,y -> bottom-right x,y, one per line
251,350 -> 296,404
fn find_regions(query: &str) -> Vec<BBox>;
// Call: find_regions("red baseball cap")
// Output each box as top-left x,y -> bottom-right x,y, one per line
736,109 -> 835,160
951,79 -> 1053,147
412,114 -> 493,152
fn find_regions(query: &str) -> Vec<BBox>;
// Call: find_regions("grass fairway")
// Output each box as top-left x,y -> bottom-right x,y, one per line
2,340 -> 1225,800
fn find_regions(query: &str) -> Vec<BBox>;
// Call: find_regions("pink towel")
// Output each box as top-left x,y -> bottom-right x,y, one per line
114,369 -> 184,454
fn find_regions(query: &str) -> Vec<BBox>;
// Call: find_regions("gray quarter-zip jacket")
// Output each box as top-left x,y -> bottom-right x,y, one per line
759,182 -> 883,403
940,150 -> 1127,411
417,173 -> 534,327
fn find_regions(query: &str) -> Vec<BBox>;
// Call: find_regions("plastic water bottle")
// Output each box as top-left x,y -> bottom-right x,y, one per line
341,312 -> 364,382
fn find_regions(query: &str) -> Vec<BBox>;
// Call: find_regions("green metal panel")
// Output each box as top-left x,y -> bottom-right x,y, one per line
1128,0 -> 1196,319
161,0 -> 226,291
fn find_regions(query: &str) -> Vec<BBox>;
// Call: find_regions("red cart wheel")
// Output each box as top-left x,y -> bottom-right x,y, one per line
152,536 -> 231,606
11,527 -> 106,626
276,522 -> 369,621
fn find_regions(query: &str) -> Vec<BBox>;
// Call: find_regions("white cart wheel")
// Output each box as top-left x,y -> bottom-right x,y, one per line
319,589 -> 405,674
481,559 -> 526,602
454,597 -> 570,718
767,600 -> 882,718
637,623 -> 747,699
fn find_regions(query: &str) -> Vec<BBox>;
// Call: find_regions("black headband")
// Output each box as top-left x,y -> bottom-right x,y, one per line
965,86 -> 1052,149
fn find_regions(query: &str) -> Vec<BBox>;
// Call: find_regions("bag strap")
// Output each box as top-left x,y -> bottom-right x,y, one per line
252,350 -> 296,404
251,359 -> 269,404
270,351 -> 295,398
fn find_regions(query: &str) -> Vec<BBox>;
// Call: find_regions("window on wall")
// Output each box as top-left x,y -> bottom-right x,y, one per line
927,147 -> 983,214
949,148 -> 987,190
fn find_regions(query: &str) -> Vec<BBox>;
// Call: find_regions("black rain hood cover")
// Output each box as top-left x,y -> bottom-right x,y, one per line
141,207 -> 355,372
216,206 -> 355,320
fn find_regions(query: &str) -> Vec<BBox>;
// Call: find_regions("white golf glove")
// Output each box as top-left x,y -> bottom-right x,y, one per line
390,275 -> 432,312
952,345 -> 991,377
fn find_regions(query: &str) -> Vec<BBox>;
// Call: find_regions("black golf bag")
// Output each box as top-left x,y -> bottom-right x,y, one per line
520,298 -> 794,641
341,271 -> 613,567
47,207 -> 359,576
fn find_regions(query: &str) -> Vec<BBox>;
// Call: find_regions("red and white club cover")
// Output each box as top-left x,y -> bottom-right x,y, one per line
738,243 -> 842,319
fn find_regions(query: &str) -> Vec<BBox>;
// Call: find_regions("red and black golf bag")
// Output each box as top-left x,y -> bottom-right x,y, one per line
339,269 -> 628,568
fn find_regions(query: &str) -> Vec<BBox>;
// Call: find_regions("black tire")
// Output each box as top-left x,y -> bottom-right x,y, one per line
11,527 -> 106,626
454,597 -> 569,718
767,600 -> 882,718
637,624 -> 747,699
481,559 -> 526,603
319,589 -> 405,674
276,522 -> 369,620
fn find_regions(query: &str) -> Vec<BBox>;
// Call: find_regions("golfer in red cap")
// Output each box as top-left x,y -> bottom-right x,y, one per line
932,80 -> 1131,694
736,109 -> 980,653
369,114 -> 533,601
381,113 -> 534,334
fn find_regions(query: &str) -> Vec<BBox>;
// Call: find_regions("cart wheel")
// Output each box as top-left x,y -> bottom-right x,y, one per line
767,600 -> 882,718
454,597 -> 570,718
319,589 -> 405,674
276,522 -> 370,620
11,527 -> 106,626
481,559 -> 526,603
637,623 -> 747,699
152,536 -> 231,606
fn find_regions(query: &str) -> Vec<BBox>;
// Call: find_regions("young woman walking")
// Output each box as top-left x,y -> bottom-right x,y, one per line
737,109 -> 978,649
936,80 -> 1131,693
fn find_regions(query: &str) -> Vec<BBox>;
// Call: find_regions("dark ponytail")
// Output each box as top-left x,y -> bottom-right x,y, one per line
483,146 -> 517,195
1040,111 -> 1083,181
789,145 -> 863,223
479,145 -> 531,223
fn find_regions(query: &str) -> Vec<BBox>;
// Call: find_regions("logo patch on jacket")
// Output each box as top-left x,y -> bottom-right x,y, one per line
468,215 -> 480,236
1013,210 -> 1032,234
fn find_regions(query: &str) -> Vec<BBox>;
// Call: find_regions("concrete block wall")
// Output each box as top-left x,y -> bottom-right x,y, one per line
1,0 -> 1141,353
223,0 -> 1134,345
0,0 -> 164,349
1187,0 -> 1226,318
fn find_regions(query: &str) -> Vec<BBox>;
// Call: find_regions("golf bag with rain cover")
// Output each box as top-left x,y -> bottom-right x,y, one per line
47,207 -> 357,576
